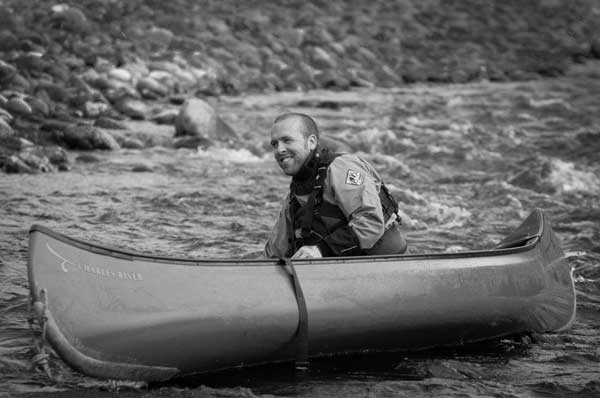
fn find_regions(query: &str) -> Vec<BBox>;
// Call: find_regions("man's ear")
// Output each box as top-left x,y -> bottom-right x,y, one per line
308,134 -> 318,150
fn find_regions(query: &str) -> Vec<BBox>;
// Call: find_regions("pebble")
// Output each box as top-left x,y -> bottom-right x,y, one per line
0,60 -> 17,83
114,97 -> 148,120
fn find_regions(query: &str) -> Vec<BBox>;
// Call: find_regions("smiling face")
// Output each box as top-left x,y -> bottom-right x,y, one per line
270,117 -> 317,176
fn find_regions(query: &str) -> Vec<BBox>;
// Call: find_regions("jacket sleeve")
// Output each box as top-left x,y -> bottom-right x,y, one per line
264,194 -> 294,258
318,155 -> 385,254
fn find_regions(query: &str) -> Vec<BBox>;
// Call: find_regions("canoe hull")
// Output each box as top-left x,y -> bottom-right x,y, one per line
27,209 -> 575,381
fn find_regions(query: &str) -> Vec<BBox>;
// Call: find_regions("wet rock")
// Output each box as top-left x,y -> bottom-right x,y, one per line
60,124 -> 120,150
4,146 -> 54,173
94,117 -> 126,130
113,97 -> 148,120
3,154 -> 36,173
174,98 -> 217,138
0,136 -> 30,154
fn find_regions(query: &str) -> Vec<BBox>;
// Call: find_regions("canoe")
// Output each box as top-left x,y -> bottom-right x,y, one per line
27,208 -> 576,381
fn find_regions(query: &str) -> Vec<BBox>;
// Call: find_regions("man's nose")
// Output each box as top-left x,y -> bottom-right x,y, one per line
274,142 -> 286,154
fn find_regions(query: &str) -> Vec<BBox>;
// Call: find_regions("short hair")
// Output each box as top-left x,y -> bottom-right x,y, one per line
273,113 -> 319,140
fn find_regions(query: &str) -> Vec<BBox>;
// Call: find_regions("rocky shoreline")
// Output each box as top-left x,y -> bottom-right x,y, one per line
1,0 -> 599,173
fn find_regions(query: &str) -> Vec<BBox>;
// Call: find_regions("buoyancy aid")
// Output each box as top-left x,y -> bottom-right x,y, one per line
289,148 -> 404,256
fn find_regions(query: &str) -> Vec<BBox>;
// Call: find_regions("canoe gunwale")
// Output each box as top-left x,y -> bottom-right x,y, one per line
28,209 -> 544,267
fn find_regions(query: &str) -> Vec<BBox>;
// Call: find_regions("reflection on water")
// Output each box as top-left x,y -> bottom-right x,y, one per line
1,77 -> 599,397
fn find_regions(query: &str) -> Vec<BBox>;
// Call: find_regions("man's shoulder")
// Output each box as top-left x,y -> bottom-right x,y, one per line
327,153 -> 376,186
329,152 -> 370,170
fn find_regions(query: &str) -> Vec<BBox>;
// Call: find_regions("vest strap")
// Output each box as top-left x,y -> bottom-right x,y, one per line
279,258 -> 309,371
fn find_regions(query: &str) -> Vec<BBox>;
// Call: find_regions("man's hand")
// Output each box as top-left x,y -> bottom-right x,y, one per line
291,245 -> 322,259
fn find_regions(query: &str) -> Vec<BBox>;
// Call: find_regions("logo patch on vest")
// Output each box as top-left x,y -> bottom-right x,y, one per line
345,169 -> 364,185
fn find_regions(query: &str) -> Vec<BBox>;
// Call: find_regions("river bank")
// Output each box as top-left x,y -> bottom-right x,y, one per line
2,0 -> 600,175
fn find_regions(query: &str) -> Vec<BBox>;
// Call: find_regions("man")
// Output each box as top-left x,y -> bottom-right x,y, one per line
265,113 -> 407,259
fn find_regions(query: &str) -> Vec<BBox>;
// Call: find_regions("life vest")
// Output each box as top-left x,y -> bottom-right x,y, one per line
289,148 -> 404,256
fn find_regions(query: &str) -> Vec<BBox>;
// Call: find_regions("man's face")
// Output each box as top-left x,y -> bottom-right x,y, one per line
270,118 -> 317,176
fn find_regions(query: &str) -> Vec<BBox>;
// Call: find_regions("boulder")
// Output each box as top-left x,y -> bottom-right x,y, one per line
51,5 -> 90,34
175,98 -> 239,143
174,98 -> 217,138
61,124 -> 120,150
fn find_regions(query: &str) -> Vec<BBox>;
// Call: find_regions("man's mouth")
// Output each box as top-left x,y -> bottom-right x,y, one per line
279,156 -> 293,165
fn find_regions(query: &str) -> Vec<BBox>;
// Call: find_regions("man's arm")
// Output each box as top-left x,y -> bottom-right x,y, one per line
318,155 -> 385,255
264,194 -> 294,258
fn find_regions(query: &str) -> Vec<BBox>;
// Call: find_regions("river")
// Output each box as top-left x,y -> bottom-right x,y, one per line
1,68 -> 599,397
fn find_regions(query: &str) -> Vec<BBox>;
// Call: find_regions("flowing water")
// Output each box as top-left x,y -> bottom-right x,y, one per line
1,69 -> 600,397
